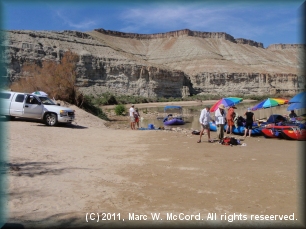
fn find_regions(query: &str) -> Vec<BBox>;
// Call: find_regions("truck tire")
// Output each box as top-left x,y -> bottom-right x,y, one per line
44,113 -> 58,126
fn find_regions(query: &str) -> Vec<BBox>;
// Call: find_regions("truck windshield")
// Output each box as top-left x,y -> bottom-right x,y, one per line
38,96 -> 57,105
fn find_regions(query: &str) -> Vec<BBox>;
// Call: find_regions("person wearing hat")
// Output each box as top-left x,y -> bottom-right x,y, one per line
243,108 -> 255,138
129,104 -> 136,130
226,105 -> 236,134
215,104 -> 227,143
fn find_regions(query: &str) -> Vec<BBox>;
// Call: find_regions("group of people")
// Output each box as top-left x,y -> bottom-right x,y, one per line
129,104 -> 141,130
197,104 -> 255,143
129,103 -> 297,137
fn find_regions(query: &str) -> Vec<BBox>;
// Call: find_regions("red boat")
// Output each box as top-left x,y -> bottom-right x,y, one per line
261,125 -> 293,138
281,128 -> 306,141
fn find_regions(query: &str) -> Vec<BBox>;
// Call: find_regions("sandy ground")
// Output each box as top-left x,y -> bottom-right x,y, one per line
2,101 -> 305,228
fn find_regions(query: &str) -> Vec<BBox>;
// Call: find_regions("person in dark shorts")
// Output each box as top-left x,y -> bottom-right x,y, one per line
243,108 -> 255,138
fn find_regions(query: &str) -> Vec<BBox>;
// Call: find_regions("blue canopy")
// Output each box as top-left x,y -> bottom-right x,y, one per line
287,102 -> 306,111
164,106 -> 182,112
266,114 -> 286,123
289,91 -> 306,103
287,91 -> 306,111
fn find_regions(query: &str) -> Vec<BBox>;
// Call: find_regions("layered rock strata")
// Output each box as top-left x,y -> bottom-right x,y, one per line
1,29 -> 304,97
94,28 -> 264,48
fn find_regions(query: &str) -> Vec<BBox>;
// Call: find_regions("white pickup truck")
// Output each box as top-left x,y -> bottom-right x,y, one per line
0,90 -> 75,126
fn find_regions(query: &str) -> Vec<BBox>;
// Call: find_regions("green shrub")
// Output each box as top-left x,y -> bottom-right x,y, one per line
80,96 -> 109,121
114,104 -> 126,116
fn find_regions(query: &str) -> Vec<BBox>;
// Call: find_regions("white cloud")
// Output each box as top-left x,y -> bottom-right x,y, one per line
120,5 -> 229,32
118,2 -> 300,44
55,10 -> 97,30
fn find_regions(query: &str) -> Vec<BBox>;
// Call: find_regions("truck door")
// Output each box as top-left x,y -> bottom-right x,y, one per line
23,95 -> 44,119
0,92 -> 12,116
9,93 -> 26,117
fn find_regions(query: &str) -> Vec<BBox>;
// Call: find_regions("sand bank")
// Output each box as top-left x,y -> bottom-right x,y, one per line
3,102 -> 304,228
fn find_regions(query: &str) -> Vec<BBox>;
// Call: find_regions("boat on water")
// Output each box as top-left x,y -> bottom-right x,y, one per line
164,117 -> 185,125
163,106 -> 185,126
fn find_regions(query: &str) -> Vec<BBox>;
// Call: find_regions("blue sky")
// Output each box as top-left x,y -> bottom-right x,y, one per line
1,0 -> 304,48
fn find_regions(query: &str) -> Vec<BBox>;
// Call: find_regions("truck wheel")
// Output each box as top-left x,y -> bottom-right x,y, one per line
44,113 -> 58,126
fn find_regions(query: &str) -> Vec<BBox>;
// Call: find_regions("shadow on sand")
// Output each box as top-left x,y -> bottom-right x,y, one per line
0,117 -> 88,129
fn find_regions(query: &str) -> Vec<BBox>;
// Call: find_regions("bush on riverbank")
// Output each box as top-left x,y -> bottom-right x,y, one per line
81,96 -> 109,121
87,92 -> 285,107
114,104 -> 126,116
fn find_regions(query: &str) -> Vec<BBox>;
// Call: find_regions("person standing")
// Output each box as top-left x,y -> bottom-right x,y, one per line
129,104 -> 136,130
197,106 -> 213,143
215,104 -> 226,143
243,108 -> 255,137
225,106 -> 236,134
134,108 -> 140,129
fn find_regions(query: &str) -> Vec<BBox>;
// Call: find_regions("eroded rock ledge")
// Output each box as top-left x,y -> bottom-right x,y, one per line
266,44 -> 306,50
94,28 -> 264,48
1,29 -> 304,97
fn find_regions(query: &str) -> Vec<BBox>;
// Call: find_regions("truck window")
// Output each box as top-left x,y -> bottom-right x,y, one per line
0,93 -> 11,99
15,94 -> 25,103
25,96 -> 39,104
38,96 -> 56,105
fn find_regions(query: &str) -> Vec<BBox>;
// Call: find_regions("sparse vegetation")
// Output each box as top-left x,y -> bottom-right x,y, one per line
10,51 -> 109,121
81,96 -> 109,121
10,51 -> 288,122
86,92 -> 282,108
11,51 -> 83,105
114,104 -> 126,116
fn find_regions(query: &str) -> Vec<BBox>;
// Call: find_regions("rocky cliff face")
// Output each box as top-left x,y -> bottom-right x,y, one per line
94,28 -> 264,48
1,29 -> 304,97
76,54 -> 189,97
191,72 -> 302,96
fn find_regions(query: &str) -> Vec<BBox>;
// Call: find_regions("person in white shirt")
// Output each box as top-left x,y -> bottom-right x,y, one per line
197,106 -> 213,143
129,104 -> 136,130
215,104 -> 226,143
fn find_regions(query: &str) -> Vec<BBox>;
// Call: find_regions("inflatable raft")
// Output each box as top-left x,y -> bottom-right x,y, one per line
260,125 -> 291,138
281,128 -> 306,141
260,122 -> 303,139
224,124 -> 262,136
209,121 -> 217,131
163,105 -> 185,125
163,118 -> 185,125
